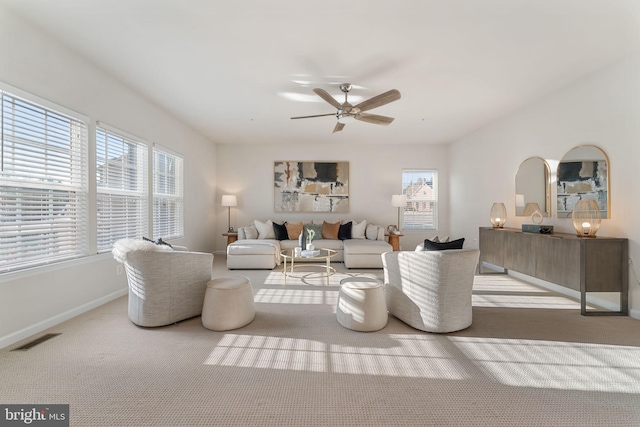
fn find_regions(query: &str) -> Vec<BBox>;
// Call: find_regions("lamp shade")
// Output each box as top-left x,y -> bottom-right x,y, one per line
522,202 -> 541,217
572,200 -> 601,237
391,195 -> 407,207
221,195 -> 237,207
489,202 -> 507,228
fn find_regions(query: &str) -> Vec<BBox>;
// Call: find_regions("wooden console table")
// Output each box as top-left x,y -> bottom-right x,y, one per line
478,227 -> 628,316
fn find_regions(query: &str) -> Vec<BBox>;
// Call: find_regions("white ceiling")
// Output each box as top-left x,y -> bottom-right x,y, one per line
3,0 -> 640,146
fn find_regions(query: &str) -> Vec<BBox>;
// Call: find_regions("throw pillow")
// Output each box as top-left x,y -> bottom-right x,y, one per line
143,236 -> 174,249
338,221 -> 352,240
244,225 -> 258,240
365,224 -> 380,240
304,223 -> 323,240
285,222 -> 303,240
423,238 -> 465,251
272,222 -> 289,240
254,219 -> 275,239
322,221 -> 340,240
351,219 -> 367,239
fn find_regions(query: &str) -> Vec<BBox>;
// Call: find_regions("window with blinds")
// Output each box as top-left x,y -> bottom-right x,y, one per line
96,125 -> 148,253
0,89 -> 88,273
401,169 -> 438,230
152,146 -> 183,239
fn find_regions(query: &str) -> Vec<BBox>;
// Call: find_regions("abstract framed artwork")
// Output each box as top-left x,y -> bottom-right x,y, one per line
274,161 -> 349,213
557,160 -> 608,218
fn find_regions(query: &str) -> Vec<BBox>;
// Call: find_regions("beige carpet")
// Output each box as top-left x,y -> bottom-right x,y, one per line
1,258 -> 640,426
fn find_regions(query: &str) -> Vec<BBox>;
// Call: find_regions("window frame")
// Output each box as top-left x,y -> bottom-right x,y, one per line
0,83 -> 89,274
95,122 -> 149,253
152,145 -> 184,240
400,169 -> 438,231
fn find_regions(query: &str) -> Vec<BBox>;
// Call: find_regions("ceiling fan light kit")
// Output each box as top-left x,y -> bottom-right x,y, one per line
291,83 -> 401,133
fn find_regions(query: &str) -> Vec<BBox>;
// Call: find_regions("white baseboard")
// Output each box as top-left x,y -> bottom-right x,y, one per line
0,288 -> 127,350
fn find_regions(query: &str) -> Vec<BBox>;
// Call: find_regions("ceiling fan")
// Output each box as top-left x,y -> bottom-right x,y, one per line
291,83 -> 401,133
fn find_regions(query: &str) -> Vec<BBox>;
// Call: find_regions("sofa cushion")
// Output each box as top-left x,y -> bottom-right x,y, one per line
423,238 -> 465,251
343,239 -> 391,255
228,240 -> 279,255
309,239 -> 343,250
322,221 -> 340,239
365,224 -> 384,240
243,225 -> 259,239
254,219 -> 275,239
285,222 -> 304,239
351,220 -> 367,239
273,222 -> 289,240
338,221 -> 352,240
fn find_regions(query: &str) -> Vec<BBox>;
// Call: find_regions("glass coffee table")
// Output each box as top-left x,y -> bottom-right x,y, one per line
280,248 -> 337,285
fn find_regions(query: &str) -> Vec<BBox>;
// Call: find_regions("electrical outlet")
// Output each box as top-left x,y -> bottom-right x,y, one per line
116,265 -> 123,275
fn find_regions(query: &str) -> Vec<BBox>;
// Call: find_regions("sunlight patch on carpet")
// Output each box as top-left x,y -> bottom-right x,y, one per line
255,288 -> 339,305
449,336 -> 640,394
204,333 -> 472,380
472,275 -> 585,309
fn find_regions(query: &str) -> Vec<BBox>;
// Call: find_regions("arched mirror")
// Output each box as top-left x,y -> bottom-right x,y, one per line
515,157 -> 551,217
556,145 -> 609,218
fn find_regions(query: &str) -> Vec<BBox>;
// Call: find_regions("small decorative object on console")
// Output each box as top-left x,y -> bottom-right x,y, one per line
522,224 -> 554,234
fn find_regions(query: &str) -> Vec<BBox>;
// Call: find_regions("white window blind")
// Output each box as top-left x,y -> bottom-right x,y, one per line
401,169 -> 438,230
96,125 -> 148,253
0,89 -> 88,273
152,146 -> 183,239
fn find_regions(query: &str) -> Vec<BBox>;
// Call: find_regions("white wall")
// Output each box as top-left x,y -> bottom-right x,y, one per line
449,51 -> 640,317
0,9 -> 218,347
215,143 -> 450,252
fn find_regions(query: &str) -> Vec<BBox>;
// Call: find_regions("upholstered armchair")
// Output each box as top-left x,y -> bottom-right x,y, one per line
382,249 -> 480,333
113,239 -> 214,327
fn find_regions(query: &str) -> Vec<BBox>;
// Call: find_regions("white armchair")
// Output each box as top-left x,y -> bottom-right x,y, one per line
382,249 -> 480,333
113,239 -> 214,327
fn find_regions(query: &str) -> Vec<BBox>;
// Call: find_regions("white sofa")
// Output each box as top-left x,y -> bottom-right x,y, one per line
227,220 -> 392,269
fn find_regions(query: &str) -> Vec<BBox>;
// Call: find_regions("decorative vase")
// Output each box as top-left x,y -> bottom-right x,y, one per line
306,243 -> 315,252
299,232 -> 306,251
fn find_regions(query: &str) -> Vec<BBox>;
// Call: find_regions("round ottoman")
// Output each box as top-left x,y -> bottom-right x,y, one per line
337,278 -> 387,332
202,277 -> 255,331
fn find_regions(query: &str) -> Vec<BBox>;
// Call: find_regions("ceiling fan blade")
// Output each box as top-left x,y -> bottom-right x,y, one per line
313,88 -> 342,109
354,113 -> 395,125
355,89 -> 401,112
291,113 -> 336,119
332,122 -> 345,133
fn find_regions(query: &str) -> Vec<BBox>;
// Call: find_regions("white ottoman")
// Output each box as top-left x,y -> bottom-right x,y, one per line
202,277 -> 255,331
337,278 -> 387,332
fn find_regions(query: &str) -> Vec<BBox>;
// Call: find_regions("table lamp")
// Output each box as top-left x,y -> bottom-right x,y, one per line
221,195 -> 237,232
